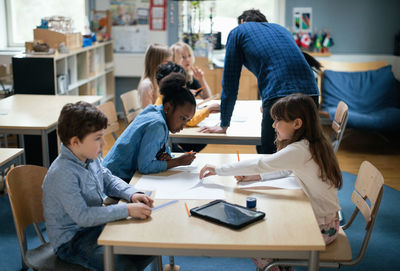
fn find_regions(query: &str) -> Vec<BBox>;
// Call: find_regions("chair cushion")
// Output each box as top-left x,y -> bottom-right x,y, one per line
320,227 -> 352,262
322,65 -> 400,131
26,242 -> 86,270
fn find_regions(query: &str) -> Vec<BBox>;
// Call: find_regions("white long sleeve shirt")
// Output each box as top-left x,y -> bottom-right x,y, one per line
215,140 -> 341,220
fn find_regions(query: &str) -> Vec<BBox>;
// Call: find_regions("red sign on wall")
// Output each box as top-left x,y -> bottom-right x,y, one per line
149,0 -> 167,31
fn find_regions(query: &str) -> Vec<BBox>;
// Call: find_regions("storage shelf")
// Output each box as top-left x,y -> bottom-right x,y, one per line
13,41 -> 115,102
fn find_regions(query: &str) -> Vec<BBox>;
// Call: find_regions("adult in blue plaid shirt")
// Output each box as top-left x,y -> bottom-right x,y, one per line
200,9 -> 319,154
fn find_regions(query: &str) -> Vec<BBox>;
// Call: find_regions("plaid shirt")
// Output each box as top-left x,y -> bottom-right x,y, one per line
220,22 -> 319,127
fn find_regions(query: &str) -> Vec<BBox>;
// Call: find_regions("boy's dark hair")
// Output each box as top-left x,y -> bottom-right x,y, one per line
238,9 -> 268,24
156,62 -> 187,85
58,101 -> 107,145
159,72 -> 196,109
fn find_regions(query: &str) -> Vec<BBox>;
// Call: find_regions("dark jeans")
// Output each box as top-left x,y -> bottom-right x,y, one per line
256,96 -> 319,154
172,143 -> 206,153
57,225 -> 154,271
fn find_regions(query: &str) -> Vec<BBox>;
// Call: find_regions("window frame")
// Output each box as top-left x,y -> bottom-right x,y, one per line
2,0 -> 90,48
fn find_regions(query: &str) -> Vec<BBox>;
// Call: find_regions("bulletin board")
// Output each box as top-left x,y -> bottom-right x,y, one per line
110,0 -> 153,53
149,0 -> 167,31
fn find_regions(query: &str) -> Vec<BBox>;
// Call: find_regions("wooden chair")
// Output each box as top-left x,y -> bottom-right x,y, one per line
97,101 -> 120,140
6,165 -> 85,271
120,89 -> 143,126
260,161 -> 384,271
317,60 -> 388,119
331,101 -> 349,153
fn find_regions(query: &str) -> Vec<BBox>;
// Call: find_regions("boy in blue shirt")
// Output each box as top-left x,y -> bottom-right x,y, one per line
42,101 -> 154,271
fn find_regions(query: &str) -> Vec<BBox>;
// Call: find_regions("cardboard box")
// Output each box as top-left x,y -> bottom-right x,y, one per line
33,28 -> 82,50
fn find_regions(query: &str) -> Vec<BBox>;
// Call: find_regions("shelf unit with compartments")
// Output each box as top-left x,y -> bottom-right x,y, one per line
12,41 -> 115,103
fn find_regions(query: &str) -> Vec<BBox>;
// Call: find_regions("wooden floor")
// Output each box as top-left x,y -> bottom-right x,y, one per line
103,121 -> 400,191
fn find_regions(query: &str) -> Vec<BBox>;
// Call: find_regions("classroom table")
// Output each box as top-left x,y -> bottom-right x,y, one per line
169,100 -> 262,145
0,94 -> 102,168
0,148 -> 24,192
98,153 -> 325,271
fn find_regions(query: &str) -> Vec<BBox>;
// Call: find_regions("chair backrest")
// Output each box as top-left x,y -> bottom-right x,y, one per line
6,165 -> 48,256
120,89 -> 143,125
342,161 -> 384,265
331,101 -> 349,153
317,60 -> 388,115
97,101 -> 120,140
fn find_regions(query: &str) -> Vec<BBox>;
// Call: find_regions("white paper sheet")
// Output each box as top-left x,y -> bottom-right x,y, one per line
135,172 -> 200,192
155,182 -> 225,199
237,176 -> 302,190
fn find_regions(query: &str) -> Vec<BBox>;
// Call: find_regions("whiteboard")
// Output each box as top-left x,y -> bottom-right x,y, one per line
112,25 -> 149,53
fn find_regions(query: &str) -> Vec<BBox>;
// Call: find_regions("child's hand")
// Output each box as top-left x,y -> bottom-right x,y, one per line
199,164 -> 217,179
127,202 -> 152,219
192,66 -> 204,81
157,152 -> 172,161
235,175 -> 262,183
206,103 -> 220,113
176,152 -> 196,165
199,126 -> 227,134
131,193 -> 154,208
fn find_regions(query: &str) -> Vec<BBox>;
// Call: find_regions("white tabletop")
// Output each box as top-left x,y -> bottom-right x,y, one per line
0,148 -> 24,166
170,100 -> 262,145
0,94 -> 102,131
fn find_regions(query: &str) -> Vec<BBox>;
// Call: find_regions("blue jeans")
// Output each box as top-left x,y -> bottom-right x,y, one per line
56,225 -> 154,271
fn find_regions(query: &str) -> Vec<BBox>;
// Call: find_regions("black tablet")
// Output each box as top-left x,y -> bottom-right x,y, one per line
190,200 -> 265,230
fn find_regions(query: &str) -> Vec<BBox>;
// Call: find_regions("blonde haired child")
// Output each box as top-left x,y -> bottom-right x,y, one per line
170,41 -> 213,99
200,93 -> 342,271
139,43 -> 172,109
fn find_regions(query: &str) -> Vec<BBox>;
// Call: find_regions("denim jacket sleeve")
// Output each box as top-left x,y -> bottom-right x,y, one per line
137,121 -> 168,174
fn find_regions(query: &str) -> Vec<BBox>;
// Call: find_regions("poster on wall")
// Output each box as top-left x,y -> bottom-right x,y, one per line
149,0 -> 167,31
293,7 -> 312,32
110,0 -> 150,53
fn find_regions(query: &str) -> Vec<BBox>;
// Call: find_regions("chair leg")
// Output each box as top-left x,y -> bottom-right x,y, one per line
163,256 -> 180,271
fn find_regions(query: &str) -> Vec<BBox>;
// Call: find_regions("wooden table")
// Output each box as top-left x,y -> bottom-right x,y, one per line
0,148 -> 24,192
0,95 -> 102,167
170,100 -> 262,145
0,148 -> 24,172
98,153 -> 325,271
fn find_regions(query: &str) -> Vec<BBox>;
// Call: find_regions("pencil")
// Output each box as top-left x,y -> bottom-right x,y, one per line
195,87 -> 205,93
184,202 -> 191,217
236,150 -> 240,162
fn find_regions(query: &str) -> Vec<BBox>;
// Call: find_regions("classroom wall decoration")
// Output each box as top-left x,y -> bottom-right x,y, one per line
149,0 -> 167,31
293,7 -> 312,32
109,0 -> 151,53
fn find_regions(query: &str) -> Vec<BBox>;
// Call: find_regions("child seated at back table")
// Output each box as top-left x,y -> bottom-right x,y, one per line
155,62 -> 220,153
103,72 -> 197,181
199,93 -> 342,271
42,101 -> 154,271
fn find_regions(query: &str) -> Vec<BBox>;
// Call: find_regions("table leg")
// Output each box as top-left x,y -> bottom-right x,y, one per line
308,251 -> 320,271
104,246 -> 114,271
41,130 -> 49,168
17,135 -> 26,164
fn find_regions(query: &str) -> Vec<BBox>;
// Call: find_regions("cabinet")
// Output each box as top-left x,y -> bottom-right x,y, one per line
12,41 -> 115,103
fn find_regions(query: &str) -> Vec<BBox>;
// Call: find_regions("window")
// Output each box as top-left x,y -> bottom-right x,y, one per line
4,0 -> 87,47
180,0 -> 285,45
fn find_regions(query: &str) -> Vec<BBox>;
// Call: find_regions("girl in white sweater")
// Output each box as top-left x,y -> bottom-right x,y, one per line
199,93 -> 342,271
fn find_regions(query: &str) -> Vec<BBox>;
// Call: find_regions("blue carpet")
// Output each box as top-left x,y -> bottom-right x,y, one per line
1,172 -> 399,271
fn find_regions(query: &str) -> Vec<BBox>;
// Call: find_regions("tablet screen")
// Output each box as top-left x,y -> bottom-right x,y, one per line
191,200 -> 265,229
